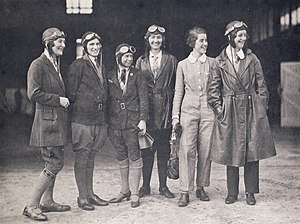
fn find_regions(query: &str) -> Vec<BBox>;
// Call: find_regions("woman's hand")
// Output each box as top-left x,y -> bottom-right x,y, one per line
59,97 -> 70,108
137,120 -> 146,136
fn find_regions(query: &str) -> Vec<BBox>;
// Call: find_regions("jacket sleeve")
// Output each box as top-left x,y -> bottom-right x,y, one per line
207,59 -> 223,118
172,61 -> 184,119
65,60 -> 83,104
137,70 -> 149,121
253,54 -> 269,109
27,60 -> 60,107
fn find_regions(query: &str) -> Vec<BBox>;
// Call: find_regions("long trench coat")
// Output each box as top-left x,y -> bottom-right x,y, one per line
135,51 -> 178,130
207,48 -> 276,167
27,54 -> 68,147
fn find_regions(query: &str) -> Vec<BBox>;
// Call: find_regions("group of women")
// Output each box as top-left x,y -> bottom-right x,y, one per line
23,21 -> 276,221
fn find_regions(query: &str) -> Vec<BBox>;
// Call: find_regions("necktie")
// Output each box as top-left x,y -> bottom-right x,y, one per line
120,69 -> 126,85
152,56 -> 159,77
235,54 -> 240,64
95,58 -> 100,68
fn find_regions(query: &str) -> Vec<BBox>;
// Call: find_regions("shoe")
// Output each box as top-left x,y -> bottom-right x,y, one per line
40,202 -> 71,213
138,186 -> 150,198
246,193 -> 256,205
131,194 -> 140,208
22,206 -> 47,221
88,195 -> 109,206
159,186 -> 175,198
77,197 -> 94,211
109,190 -> 131,203
196,188 -> 210,201
225,195 -> 237,204
178,193 -> 189,207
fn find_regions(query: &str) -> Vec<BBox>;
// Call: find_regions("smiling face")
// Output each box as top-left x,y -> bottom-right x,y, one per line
86,38 -> 101,57
148,34 -> 163,51
51,37 -> 66,57
233,30 -> 247,50
121,53 -> 133,68
194,33 -> 208,55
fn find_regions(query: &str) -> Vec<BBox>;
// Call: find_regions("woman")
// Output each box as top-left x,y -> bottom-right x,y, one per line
66,32 -> 109,211
136,25 -> 178,199
107,43 -> 148,208
207,21 -> 276,205
172,27 -> 215,207
23,28 -> 71,221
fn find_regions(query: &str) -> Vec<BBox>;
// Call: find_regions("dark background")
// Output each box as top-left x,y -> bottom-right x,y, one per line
1,0 -> 299,125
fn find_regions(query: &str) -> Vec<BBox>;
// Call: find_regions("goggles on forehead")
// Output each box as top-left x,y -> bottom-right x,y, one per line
224,21 -> 248,36
116,45 -> 136,55
44,31 -> 66,42
82,33 -> 101,44
147,25 -> 165,33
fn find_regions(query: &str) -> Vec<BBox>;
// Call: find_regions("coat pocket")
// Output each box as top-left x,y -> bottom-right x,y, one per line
42,108 -> 59,133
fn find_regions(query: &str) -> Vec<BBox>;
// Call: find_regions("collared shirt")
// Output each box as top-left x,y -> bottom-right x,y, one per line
118,67 -> 129,93
187,52 -> 207,64
88,55 -> 98,67
149,50 -> 162,74
226,45 -> 245,63
43,49 -> 62,81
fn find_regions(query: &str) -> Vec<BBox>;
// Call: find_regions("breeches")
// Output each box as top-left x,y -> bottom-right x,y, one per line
41,146 -> 64,175
108,128 -> 141,162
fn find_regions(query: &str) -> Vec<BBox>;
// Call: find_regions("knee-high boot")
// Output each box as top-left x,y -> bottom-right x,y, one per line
141,148 -> 154,189
28,169 -> 55,207
74,150 -> 89,199
86,151 -> 96,197
130,158 -> 143,207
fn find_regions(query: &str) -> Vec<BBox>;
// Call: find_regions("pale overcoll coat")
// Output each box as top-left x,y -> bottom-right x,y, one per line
207,48 -> 276,167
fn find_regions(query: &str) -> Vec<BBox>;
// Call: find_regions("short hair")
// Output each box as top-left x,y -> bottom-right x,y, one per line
186,27 -> 207,48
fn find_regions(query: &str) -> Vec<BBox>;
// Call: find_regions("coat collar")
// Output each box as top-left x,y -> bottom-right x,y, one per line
188,52 -> 207,64
217,48 -> 253,77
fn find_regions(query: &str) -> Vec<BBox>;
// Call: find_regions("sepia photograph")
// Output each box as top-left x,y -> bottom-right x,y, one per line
0,0 -> 299,223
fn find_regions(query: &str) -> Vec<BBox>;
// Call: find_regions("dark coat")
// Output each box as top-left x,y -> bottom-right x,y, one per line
207,48 -> 276,167
66,55 -> 108,125
27,54 -> 68,147
107,67 -> 149,130
136,51 -> 178,130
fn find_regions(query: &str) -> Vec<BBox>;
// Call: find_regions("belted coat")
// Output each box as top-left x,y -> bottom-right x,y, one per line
66,55 -> 108,125
135,51 -> 178,130
27,54 -> 69,147
207,48 -> 276,167
107,67 -> 149,130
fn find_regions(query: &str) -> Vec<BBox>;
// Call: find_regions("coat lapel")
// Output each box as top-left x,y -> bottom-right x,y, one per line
42,54 -> 65,92
83,55 -> 104,88
155,52 -> 169,80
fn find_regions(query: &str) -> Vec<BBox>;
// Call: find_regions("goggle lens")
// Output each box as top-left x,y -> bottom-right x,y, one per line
148,25 -> 165,33
224,21 -> 248,36
116,46 -> 136,55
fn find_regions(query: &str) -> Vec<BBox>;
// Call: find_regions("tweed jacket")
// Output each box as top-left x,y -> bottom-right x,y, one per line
207,48 -> 276,167
66,55 -> 108,125
136,51 -> 178,130
107,67 -> 149,130
27,54 -> 68,147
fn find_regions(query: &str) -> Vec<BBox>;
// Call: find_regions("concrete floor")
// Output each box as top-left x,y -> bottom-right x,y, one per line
0,115 -> 299,224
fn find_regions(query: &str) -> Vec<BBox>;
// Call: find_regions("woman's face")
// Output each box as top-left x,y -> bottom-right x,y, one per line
121,53 -> 133,67
51,38 -> 66,57
86,38 -> 101,57
233,30 -> 247,50
194,33 -> 208,55
148,34 -> 163,50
